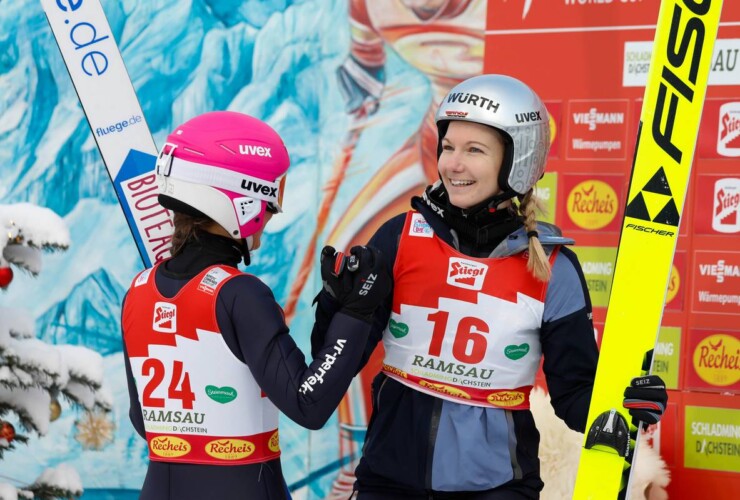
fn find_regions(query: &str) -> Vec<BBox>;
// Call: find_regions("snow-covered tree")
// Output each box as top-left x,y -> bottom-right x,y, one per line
0,203 -> 113,500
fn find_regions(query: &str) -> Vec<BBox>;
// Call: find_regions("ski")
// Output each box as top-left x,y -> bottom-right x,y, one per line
40,0 -> 168,267
572,1 -> 723,498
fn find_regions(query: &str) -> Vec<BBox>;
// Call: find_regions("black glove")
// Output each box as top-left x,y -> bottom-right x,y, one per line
623,375 -> 668,428
320,245 -> 391,323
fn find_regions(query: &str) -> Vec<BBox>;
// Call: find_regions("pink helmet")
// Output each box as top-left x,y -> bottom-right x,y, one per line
156,111 -> 290,247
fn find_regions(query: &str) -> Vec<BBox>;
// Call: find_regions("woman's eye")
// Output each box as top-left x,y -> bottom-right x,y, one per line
469,147 -> 482,153
442,144 -> 454,151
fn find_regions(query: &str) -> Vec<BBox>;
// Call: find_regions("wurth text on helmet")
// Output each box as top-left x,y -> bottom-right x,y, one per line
53,0 -> 111,77
445,92 -> 500,114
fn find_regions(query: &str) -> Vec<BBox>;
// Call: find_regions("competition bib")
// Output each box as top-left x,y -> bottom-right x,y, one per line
382,212 -> 556,409
123,265 -> 280,465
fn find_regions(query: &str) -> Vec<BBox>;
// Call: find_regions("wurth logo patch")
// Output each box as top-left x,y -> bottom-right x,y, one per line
239,144 -> 272,157
153,302 -> 177,333
447,258 -> 488,291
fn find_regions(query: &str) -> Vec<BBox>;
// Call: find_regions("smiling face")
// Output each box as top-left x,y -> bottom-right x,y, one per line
438,120 -> 506,210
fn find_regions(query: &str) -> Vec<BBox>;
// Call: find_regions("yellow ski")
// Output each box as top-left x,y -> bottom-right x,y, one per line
573,1 -> 723,499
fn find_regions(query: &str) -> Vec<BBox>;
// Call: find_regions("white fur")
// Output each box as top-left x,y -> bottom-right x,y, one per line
530,387 -> 670,499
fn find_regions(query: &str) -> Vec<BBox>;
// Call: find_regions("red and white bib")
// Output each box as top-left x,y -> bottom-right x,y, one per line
123,265 -> 280,465
381,212 -> 558,409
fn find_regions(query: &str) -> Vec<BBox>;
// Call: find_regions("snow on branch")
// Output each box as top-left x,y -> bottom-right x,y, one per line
0,203 -> 70,275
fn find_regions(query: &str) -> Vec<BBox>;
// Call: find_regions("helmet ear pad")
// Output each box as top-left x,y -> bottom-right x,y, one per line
435,120 -> 516,194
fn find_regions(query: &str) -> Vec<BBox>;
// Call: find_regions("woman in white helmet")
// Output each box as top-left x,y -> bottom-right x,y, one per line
312,75 -> 667,498
121,111 -> 391,500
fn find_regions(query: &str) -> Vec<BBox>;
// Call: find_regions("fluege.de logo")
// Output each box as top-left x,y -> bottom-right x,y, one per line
153,302 -> 177,333
447,258 -> 488,291
95,114 -> 143,137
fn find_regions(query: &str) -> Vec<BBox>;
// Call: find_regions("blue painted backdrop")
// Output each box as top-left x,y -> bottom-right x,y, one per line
0,0 -> 430,497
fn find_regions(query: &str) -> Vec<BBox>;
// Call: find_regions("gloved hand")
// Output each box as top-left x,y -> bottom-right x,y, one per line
623,374 -> 668,428
320,245 -> 391,323
336,55 -> 385,117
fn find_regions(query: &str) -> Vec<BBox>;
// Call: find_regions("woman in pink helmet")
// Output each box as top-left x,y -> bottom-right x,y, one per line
121,111 -> 391,500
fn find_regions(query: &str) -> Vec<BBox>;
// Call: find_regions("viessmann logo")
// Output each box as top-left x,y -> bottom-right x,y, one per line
572,108 -> 625,131
447,258 -> 488,291
693,334 -> 740,387
153,302 -> 177,333
699,260 -> 740,284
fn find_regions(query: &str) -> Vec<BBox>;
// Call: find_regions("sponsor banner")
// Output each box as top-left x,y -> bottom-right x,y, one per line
698,100 -> 740,158
685,330 -> 740,392
624,39 -> 740,87
566,100 -> 629,160
694,175 -> 740,234
571,246 -> 617,308
692,251 -> 740,315
684,405 -> 740,473
665,251 -> 686,312
561,174 -> 624,232
545,102 -> 562,158
486,0 -> 659,31
653,327 -> 682,390
533,172 -> 557,224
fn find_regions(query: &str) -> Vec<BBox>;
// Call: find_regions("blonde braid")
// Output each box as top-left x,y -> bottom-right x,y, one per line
518,190 -> 551,282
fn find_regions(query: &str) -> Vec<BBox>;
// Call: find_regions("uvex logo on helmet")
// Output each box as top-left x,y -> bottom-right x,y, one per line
239,144 -> 272,157
153,302 -> 177,333
447,258 -> 488,291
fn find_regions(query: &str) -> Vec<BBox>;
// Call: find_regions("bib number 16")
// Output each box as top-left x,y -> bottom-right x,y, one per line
427,311 -> 489,364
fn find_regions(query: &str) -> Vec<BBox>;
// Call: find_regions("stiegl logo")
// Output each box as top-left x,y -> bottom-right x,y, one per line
447,258 -> 488,291
153,302 -> 176,333
712,178 -> 740,233
717,102 -> 740,157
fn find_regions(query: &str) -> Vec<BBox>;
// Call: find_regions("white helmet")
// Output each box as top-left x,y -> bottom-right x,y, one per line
435,74 -> 550,198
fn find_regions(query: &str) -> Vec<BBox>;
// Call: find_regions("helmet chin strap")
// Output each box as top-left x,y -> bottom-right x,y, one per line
238,236 -> 253,266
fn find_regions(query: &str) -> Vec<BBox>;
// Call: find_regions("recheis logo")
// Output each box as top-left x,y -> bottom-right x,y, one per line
566,180 -> 618,230
153,302 -> 177,333
713,178 -> 740,233
447,258 -> 488,291
205,439 -> 255,460
150,436 -> 191,458
692,334 -> 740,387
717,102 -> 740,157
